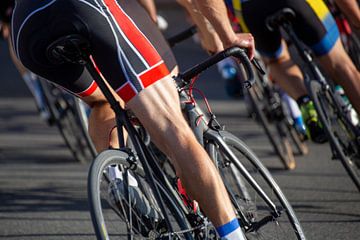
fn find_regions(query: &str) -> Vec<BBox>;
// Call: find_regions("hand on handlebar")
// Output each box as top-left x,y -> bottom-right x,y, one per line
224,33 -> 255,60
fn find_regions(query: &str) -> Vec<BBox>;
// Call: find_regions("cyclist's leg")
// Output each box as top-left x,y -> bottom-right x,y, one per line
80,88 -> 121,152
90,0 -> 243,232
264,41 -> 307,100
82,66 -> 238,229
317,39 -> 360,114
12,0 -> 240,232
127,73 -> 236,228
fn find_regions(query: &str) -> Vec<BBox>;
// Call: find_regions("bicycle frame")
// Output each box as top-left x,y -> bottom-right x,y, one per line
46,33 -> 269,237
84,43 -> 264,235
178,85 -> 282,221
83,55 -> 180,236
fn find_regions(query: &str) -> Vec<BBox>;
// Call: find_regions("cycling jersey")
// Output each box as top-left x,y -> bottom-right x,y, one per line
12,0 -> 176,102
225,0 -> 340,58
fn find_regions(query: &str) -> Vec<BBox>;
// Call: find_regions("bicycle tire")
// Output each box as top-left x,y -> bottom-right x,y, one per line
206,130 -> 306,240
288,126 -> 309,156
40,80 -> 96,163
308,80 -> 360,191
88,149 -> 194,240
247,84 -> 296,170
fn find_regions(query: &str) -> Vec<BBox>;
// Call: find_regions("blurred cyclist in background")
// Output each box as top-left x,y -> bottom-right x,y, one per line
183,0 -> 360,143
236,0 -> 360,143
0,0 -> 49,120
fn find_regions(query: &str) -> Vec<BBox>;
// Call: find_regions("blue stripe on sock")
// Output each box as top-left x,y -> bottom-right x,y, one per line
216,218 -> 240,238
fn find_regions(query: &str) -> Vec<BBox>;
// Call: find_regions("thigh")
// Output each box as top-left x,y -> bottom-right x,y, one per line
12,0 -> 95,97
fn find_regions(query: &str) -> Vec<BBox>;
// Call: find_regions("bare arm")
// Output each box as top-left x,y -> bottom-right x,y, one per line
176,0 -> 224,53
193,0 -> 255,58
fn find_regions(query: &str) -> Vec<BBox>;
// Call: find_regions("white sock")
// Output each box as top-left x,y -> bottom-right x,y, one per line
216,218 -> 246,240
282,92 -> 301,119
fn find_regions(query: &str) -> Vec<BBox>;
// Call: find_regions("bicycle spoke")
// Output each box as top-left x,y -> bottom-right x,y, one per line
88,150 -> 196,240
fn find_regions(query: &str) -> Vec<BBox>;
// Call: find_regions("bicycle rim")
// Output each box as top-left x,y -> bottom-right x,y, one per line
88,150 -> 194,240
206,131 -> 306,240
308,80 -> 360,191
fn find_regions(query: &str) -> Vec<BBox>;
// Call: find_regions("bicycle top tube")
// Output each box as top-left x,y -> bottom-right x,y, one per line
177,46 -> 263,89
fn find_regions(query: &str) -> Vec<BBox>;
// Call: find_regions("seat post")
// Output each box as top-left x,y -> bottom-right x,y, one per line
81,55 -> 128,147
47,34 -> 129,147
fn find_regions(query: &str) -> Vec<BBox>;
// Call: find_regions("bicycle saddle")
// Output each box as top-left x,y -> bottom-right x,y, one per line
266,8 -> 296,31
46,34 -> 91,65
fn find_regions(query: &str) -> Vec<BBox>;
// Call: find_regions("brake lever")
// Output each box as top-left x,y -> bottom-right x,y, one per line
251,58 -> 266,75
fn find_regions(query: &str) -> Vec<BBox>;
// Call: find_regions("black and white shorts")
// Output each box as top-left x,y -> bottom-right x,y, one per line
12,0 -> 177,102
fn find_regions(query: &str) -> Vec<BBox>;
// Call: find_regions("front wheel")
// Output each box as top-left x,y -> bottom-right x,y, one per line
206,131 -> 306,240
88,150 -> 194,240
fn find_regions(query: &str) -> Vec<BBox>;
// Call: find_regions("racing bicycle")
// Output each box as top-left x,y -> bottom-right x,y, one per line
46,33 -> 306,239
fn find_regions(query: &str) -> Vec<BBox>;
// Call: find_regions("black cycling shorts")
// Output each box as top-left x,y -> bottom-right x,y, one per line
228,0 -> 340,58
12,0 -> 177,102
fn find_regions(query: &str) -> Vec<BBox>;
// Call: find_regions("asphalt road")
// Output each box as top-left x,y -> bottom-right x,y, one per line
1,5 -> 360,240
